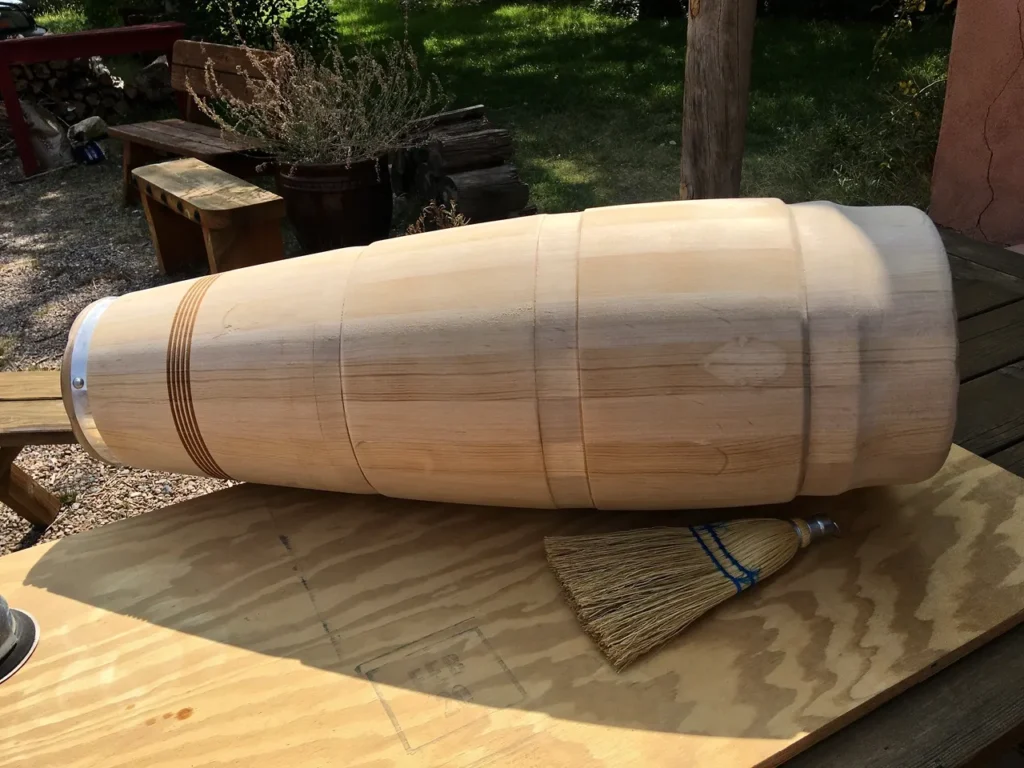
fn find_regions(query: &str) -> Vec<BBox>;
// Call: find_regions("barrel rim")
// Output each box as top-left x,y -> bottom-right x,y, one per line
62,297 -> 119,465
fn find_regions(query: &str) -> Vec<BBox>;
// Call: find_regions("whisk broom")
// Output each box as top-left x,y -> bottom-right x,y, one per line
545,517 -> 840,670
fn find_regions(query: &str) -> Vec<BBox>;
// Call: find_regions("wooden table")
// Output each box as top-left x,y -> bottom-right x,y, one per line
788,230 -> 1024,767
0,23 -> 186,177
3,443 -> 1024,768
4,231 -> 1024,766
0,371 -> 74,527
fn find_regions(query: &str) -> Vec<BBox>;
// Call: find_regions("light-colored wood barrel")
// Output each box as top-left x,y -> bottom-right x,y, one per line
61,199 -> 957,510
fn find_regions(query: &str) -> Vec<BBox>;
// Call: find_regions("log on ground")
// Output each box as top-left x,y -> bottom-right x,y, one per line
428,128 -> 514,175
439,165 -> 530,223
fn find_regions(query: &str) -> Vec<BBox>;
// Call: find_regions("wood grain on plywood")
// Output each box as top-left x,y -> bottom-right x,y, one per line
3,446 -> 1024,768
787,619 -> 1024,768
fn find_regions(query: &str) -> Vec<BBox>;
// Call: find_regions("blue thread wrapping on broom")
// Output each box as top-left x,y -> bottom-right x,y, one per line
706,524 -> 760,588
688,525 -> 759,594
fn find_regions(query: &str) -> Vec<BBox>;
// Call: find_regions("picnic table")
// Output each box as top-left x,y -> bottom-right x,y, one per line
0,371 -> 73,527
4,231 -> 1024,766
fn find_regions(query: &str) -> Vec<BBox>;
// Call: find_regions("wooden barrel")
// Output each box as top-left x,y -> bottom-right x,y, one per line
61,198 -> 957,510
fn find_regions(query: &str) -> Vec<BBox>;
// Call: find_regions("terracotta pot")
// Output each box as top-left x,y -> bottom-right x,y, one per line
276,158 -> 393,253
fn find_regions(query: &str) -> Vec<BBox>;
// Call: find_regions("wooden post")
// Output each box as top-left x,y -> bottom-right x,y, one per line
679,0 -> 757,200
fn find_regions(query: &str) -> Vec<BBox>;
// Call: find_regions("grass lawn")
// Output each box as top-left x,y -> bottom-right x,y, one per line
38,2 -> 954,213
333,1 -> 953,213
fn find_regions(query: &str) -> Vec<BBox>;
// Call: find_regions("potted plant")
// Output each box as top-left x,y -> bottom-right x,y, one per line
189,37 -> 443,253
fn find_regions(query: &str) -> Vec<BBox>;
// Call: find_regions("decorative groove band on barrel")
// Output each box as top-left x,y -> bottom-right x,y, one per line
166,275 -> 232,480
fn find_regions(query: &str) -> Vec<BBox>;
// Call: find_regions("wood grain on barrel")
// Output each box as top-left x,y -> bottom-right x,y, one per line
341,217 -> 554,507
63,199 -> 957,509
166,274 -> 230,480
86,280 -> 206,475
577,199 -> 806,508
189,250 -> 374,494
2,446 -> 1023,768
533,212 -> 592,508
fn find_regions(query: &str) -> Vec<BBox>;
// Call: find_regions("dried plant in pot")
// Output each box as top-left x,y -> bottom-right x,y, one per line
189,37 -> 443,252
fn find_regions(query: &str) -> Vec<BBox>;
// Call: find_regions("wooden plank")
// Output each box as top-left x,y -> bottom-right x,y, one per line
786,621 -> 1024,768
989,440 -> 1024,477
203,220 -> 284,273
0,371 -> 61,402
4,447 -> 1024,767
121,140 -> 162,206
111,121 -> 233,156
0,431 -> 76,449
109,120 -> 257,160
949,253 -> 1024,319
942,228 -> 1024,280
0,399 -> 71,439
171,39 -> 275,77
171,66 -> 255,103
170,39 -> 276,102
139,121 -> 263,158
0,22 -> 185,67
140,192 -> 208,274
957,300 -> 1024,380
954,361 -> 1024,456
108,125 -> 228,162
134,158 -> 282,218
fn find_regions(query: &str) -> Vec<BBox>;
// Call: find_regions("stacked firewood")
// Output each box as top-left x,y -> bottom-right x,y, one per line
391,105 -> 535,223
10,56 -> 172,127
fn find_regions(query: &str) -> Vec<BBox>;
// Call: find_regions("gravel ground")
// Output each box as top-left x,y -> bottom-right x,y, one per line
0,134 -> 233,556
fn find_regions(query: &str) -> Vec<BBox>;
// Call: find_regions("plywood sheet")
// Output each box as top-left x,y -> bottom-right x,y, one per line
2,445 -> 1024,768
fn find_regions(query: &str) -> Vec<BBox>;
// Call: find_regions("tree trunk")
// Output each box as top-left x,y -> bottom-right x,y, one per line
679,0 -> 757,200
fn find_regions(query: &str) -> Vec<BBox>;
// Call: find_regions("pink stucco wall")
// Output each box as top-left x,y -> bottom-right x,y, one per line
930,0 -> 1024,246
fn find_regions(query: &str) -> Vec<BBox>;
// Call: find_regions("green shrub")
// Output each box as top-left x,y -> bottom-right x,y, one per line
81,0 -> 119,27
30,0 -> 116,28
189,36 -> 444,166
179,0 -> 339,56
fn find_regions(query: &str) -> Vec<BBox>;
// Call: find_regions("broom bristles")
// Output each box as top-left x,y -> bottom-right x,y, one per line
545,517 -> 837,670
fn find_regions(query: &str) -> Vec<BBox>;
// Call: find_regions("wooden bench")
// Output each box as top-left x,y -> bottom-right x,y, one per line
0,371 -> 74,528
109,39 -> 272,204
133,158 -> 286,274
